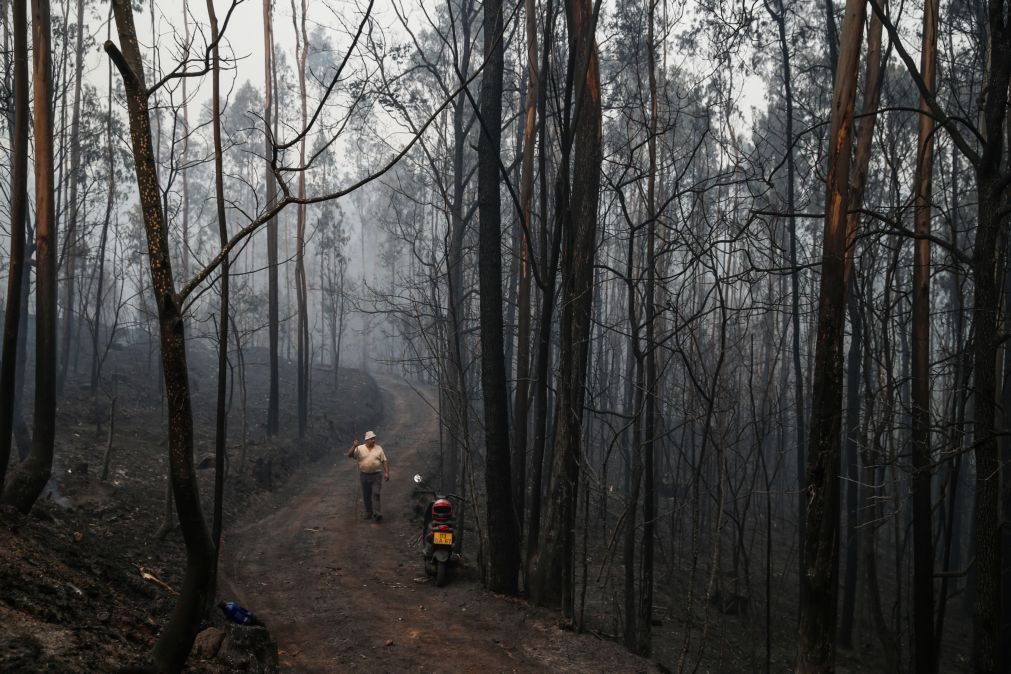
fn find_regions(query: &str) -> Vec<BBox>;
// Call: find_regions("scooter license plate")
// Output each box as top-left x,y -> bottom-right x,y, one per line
433,531 -> 453,545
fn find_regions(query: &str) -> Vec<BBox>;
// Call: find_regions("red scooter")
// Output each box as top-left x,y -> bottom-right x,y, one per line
413,474 -> 464,586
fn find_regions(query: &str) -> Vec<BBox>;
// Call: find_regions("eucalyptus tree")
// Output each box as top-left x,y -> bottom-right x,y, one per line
385,0 -> 481,494
529,0 -> 603,618
0,0 -> 29,493
910,1 -> 939,669
600,0 -> 663,652
477,0 -> 522,596
2,0 -> 57,514
864,0 -> 1011,669
314,200 -> 350,389
206,0 -> 230,598
796,0 -> 866,667
57,0 -> 87,393
292,0 -> 310,440
263,0 -> 280,435
761,0 -> 808,600
88,78 -> 131,396
838,0 -> 886,650
106,3 -> 217,666
510,0 -> 539,539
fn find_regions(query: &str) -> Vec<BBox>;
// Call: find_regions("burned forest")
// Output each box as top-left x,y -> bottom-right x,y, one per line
1,0 -> 1009,672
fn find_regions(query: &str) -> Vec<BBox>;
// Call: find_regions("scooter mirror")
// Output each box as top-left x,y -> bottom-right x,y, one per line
413,474 -> 423,484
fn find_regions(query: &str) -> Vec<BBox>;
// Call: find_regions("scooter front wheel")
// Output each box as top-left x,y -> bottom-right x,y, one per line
435,560 -> 448,587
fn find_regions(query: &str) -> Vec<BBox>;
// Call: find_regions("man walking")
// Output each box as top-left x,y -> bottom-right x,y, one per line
347,431 -> 390,521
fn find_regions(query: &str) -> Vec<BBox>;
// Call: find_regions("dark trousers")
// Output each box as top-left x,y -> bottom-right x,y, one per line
360,472 -> 383,517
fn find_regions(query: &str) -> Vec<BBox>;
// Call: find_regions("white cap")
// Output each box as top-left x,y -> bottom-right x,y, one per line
364,430 -> 377,440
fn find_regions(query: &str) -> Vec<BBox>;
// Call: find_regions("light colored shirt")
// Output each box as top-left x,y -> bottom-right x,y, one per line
352,443 -> 387,474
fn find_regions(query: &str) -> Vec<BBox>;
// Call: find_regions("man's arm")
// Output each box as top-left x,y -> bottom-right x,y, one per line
384,456 -> 391,481
347,439 -> 359,458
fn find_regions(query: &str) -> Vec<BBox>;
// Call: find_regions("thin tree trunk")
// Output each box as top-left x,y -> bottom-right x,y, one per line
765,0 -> 806,600
178,0 -> 191,281
0,0 -> 29,491
530,0 -> 602,617
100,396 -> 116,481
623,196 -> 644,653
207,0 -> 229,597
937,170 -> 968,646
2,0 -> 30,461
261,0 -> 279,436
838,0 -> 884,646
58,0 -> 86,394
525,0 -> 559,578
444,0 -> 474,495
292,0 -> 309,441
92,10 -> 116,394
511,0 -> 539,546
910,1 -> 938,669
822,0 -> 838,75
231,314 -> 248,464
638,0 -> 659,652
336,266 -> 346,385
12,234 -> 32,461
54,3 -> 71,385
839,275 -> 861,649
861,458 -> 898,670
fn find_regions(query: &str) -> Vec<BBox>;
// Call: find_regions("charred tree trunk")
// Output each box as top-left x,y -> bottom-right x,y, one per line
840,275 -> 861,650
623,196 -> 644,653
638,1 -> 659,651
910,0 -> 938,669
795,0 -> 865,669
0,0 -> 29,491
106,2 -> 215,669
478,0 -> 520,595
965,8 -> 1011,673
263,0 -> 279,436
970,51 -> 1011,674
530,0 -> 602,617
838,0 -> 884,646
207,0 -> 229,597
766,0 -> 806,594
91,16 -> 116,395
12,235 -> 32,461
57,0 -> 85,394
180,0 -> 191,281
525,0 -> 559,577
444,0 -> 475,496
3,0 -> 58,514
511,0 -> 539,545
293,0 -> 310,441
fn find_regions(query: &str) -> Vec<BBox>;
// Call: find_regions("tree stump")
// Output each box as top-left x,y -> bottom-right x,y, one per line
216,623 -> 278,673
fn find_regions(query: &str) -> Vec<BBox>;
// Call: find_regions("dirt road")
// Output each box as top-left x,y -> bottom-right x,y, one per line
223,375 -> 653,673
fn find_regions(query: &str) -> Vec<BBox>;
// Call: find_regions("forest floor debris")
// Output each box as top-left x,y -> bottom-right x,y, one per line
0,342 -> 381,672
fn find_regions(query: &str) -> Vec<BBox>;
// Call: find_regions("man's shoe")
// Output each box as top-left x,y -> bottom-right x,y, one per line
373,514 -> 383,522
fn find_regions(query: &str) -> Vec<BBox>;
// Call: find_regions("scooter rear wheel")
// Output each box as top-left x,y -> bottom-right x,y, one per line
435,560 -> 448,587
